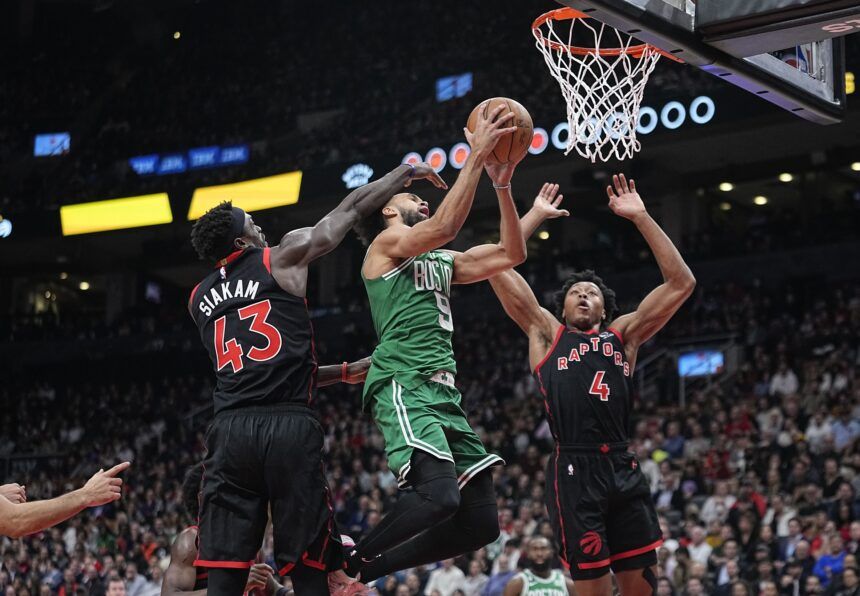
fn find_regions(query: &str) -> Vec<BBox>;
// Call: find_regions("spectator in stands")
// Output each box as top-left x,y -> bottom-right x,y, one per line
424,559 -> 465,596
688,526 -> 714,566
462,560 -> 488,596
813,534 -> 847,586
770,361 -> 799,397
702,481 -> 737,525
123,563 -> 146,596
835,566 -> 860,596
481,555 -> 514,596
107,577 -> 127,596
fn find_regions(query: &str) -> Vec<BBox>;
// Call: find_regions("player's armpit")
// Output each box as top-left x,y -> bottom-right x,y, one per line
488,270 -> 560,363
162,529 -> 206,596
610,278 -> 695,353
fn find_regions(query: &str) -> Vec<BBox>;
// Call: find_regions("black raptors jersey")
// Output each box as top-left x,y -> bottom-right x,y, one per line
190,247 -> 317,414
534,326 -> 633,445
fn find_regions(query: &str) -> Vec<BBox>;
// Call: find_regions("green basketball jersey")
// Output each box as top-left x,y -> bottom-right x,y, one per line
516,570 -> 567,596
362,250 -> 457,409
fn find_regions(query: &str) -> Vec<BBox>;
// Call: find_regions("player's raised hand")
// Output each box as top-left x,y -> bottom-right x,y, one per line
606,174 -> 646,222
0,483 -> 26,504
464,104 -> 517,158
406,162 -> 448,190
533,183 -> 569,219
80,461 -> 130,507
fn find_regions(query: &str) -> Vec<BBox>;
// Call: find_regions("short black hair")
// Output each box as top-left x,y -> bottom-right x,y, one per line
554,270 -> 618,326
181,463 -> 204,521
354,209 -> 388,247
190,201 -> 235,262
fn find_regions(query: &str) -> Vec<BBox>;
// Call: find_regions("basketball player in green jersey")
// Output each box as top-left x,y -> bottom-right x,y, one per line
504,537 -> 576,596
346,103 -> 540,584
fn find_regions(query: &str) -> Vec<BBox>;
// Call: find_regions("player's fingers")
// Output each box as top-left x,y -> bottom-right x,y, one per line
607,185 -> 617,201
105,461 -> 131,476
552,194 -> 564,208
492,111 -> 515,127
629,179 -> 636,193
486,104 -> 506,122
560,209 -> 571,217
619,173 -> 630,193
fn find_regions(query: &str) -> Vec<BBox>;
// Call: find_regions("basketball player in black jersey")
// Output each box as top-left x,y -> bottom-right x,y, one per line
188,162 -> 446,596
489,174 -> 695,596
162,464 -> 286,596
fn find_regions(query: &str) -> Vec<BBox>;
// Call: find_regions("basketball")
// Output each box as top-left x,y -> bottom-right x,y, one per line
466,97 -> 534,165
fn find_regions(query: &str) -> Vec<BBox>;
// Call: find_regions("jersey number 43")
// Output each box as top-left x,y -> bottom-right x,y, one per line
213,299 -> 282,373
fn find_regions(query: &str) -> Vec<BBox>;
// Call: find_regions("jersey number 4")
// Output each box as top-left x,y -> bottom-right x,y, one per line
589,371 -> 611,402
213,299 -> 283,373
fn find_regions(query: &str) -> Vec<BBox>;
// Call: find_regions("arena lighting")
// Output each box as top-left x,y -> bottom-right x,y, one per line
753,195 -> 769,206
719,182 -> 734,192
187,170 -> 302,220
79,281 -> 90,291
60,272 -> 68,280
851,162 -> 860,172
405,95 -> 716,171
0,216 -> 11,238
173,31 -> 181,40
60,193 -> 173,236
778,173 -> 794,182
538,230 -> 550,240
719,202 -> 732,211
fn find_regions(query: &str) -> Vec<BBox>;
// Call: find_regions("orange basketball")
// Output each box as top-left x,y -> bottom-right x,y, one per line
466,97 -> 534,165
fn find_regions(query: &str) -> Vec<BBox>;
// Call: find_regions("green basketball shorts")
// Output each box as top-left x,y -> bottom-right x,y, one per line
369,372 -> 504,489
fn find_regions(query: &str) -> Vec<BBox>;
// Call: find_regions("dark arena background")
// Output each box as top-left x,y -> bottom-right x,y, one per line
1,1 -> 859,595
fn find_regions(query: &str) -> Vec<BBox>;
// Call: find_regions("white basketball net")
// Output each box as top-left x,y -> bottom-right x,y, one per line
533,13 -> 662,162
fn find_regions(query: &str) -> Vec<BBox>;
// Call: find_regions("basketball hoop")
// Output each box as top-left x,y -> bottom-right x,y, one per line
532,8 -> 681,163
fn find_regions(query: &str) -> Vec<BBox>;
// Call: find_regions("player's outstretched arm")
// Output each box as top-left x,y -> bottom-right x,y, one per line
489,270 -> 561,370
317,356 -> 371,387
272,162 -> 447,269
450,159 -> 527,284
605,174 -> 695,355
0,462 -> 129,538
374,104 -> 516,259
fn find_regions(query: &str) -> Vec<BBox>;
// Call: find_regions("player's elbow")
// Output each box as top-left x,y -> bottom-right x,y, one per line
508,242 -> 527,267
678,271 -> 696,295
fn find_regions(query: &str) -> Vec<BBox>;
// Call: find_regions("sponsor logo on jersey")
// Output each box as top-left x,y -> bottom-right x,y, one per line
580,531 -> 603,556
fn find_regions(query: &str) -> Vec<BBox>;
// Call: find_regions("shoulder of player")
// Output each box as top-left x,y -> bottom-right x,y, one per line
170,527 -> 199,566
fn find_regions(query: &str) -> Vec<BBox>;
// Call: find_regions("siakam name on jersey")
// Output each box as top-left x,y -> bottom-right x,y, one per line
198,279 -> 260,317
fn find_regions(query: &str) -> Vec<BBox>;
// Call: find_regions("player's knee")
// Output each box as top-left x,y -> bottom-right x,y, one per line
469,506 -> 500,546
422,475 -> 461,521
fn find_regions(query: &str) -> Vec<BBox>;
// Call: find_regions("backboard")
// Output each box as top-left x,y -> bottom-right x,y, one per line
554,0 -> 852,124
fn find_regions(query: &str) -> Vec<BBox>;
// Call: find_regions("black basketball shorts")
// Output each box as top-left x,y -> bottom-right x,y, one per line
195,404 -> 343,576
546,443 -> 662,581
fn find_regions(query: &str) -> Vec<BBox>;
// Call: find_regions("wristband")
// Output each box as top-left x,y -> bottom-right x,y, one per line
493,183 -> 512,190
341,362 -> 349,383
